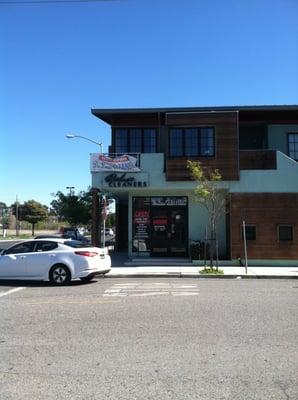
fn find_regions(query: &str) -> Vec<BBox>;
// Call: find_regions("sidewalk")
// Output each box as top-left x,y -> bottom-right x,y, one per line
108,252 -> 298,279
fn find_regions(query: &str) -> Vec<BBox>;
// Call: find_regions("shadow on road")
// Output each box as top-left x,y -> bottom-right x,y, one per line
0,278 -> 102,288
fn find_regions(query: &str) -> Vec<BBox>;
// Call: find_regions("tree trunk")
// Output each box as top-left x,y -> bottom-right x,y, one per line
32,223 -> 35,236
210,219 -> 216,269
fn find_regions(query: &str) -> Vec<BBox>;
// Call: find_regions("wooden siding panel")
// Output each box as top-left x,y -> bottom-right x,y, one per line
230,193 -> 298,259
111,113 -> 160,126
239,150 -> 277,170
166,112 -> 239,181
166,112 -> 237,126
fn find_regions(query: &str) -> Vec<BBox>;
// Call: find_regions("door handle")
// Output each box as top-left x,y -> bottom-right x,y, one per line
49,254 -> 56,257
20,256 -> 26,259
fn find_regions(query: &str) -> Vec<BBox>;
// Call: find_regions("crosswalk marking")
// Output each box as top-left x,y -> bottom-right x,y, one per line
102,282 -> 199,298
0,287 -> 25,298
172,292 -> 198,296
130,292 -> 169,297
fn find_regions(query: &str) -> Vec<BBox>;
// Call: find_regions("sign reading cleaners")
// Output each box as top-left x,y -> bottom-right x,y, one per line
90,153 -> 140,172
103,173 -> 148,188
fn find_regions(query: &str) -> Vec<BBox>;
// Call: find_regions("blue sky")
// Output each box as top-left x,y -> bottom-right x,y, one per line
1,0 -> 297,207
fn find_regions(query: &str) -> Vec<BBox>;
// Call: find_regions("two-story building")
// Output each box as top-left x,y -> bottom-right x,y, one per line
90,105 -> 298,265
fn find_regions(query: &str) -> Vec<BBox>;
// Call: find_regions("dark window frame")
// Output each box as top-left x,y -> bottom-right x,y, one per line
287,132 -> 298,161
168,126 -> 215,157
278,225 -> 293,242
113,127 -> 158,154
241,225 -> 257,241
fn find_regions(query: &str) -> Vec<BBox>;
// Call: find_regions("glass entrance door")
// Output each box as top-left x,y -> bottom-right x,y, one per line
151,207 -> 188,257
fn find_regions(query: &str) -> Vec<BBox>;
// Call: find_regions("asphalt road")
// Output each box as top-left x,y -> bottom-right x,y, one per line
0,278 -> 297,400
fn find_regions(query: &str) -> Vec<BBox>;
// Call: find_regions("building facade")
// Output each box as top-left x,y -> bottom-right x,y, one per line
90,105 -> 298,264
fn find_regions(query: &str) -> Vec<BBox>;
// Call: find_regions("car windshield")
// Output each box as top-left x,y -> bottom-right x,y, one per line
63,240 -> 92,248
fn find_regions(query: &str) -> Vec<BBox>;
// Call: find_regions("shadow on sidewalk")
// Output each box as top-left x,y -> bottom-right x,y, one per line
110,251 -> 130,268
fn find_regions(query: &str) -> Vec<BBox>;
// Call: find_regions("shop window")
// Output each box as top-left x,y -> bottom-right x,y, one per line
278,225 -> 293,241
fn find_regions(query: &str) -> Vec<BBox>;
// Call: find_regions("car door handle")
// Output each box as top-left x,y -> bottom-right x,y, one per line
49,254 -> 56,257
20,256 -> 26,259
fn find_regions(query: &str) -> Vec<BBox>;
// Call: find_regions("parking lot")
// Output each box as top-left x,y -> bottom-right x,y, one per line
1,277 -> 297,400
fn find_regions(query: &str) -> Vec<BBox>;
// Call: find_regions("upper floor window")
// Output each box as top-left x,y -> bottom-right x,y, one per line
169,127 -> 215,157
114,128 -> 157,154
288,133 -> 298,161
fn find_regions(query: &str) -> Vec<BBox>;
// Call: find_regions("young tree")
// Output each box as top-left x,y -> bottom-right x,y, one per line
0,202 -> 10,235
12,200 -> 48,236
187,160 -> 227,269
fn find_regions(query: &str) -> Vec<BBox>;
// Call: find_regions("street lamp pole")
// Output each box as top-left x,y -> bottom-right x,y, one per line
65,133 -> 103,247
65,134 -> 103,153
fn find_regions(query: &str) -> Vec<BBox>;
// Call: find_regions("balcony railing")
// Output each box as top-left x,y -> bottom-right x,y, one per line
239,150 -> 277,170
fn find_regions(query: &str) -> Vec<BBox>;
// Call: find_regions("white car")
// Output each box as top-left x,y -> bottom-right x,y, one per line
0,239 -> 111,285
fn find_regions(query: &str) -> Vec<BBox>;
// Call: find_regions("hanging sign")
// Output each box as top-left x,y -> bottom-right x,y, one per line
90,153 -> 140,172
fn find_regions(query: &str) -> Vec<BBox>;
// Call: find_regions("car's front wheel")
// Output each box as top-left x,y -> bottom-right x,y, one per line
49,264 -> 71,285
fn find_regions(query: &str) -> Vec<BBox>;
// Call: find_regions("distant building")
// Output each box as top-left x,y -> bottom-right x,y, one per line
90,105 -> 298,264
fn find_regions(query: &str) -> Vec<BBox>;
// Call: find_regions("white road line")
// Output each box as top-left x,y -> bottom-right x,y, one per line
0,287 -> 25,298
113,283 -> 140,286
172,285 -> 198,288
130,292 -> 169,297
103,282 -> 200,298
103,293 -> 127,297
172,292 -> 199,296
144,283 -> 170,286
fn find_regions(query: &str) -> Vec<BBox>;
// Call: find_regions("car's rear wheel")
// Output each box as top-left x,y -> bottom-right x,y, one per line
80,274 -> 95,283
49,264 -> 71,285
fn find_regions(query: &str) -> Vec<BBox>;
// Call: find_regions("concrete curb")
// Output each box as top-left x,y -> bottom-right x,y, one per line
106,273 -> 298,279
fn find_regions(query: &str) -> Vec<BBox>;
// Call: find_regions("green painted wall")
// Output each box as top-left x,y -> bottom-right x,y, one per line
268,124 -> 298,154
91,151 -> 298,199
189,200 -> 227,257
230,151 -> 298,193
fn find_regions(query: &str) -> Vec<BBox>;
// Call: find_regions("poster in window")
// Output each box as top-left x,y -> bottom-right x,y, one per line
132,209 -> 150,252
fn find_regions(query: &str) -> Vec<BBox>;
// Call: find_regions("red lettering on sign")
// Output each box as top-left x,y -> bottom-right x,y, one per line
153,218 -> 167,225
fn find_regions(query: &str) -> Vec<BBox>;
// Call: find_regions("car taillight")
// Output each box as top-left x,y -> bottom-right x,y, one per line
74,251 -> 98,257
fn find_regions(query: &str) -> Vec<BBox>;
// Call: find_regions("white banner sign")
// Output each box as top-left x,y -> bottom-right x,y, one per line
90,154 -> 141,172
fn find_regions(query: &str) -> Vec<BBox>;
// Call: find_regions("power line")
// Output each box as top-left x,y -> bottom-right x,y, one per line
0,0 -> 117,4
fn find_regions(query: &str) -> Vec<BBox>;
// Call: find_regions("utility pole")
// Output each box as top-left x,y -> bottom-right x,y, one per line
242,219 -> 248,274
66,186 -> 75,195
15,195 -> 19,237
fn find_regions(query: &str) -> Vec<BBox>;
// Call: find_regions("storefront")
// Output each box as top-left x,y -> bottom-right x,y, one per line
132,196 -> 188,257
91,152 -> 227,259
